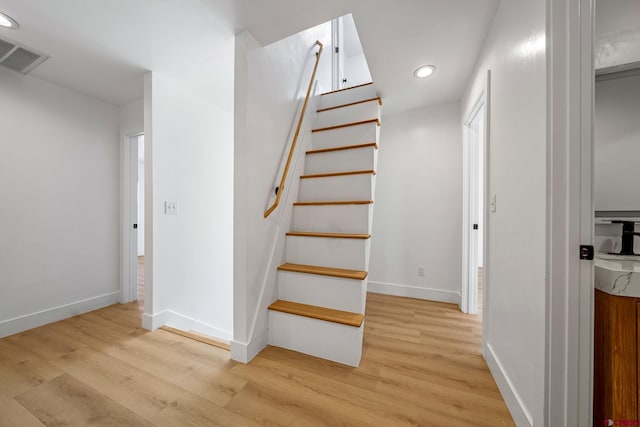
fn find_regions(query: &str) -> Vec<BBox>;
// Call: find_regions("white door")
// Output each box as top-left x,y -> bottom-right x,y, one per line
462,100 -> 485,315
136,135 -> 145,256
331,17 -> 345,91
468,105 -> 484,315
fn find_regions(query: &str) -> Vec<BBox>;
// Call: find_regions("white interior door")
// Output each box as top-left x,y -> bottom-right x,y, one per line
467,106 -> 483,315
462,101 -> 485,315
331,17 -> 345,91
121,131 -> 143,304
137,135 -> 145,256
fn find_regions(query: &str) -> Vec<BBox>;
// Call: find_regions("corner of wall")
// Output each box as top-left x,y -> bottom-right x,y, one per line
230,328 -> 269,363
485,342 -> 533,427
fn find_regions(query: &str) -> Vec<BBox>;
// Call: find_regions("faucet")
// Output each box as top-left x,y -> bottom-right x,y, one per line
611,221 -> 640,256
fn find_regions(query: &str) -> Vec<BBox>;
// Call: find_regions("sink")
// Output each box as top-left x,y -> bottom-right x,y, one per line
595,254 -> 640,297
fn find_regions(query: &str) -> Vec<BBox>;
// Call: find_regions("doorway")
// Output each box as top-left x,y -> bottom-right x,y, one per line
463,98 -> 486,316
331,14 -> 372,91
135,134 -> 145,312
121,131 -> 145,310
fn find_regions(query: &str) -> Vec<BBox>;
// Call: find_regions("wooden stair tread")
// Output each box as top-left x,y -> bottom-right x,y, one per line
293,200 -> 373,206
268,299 -> 364,327
300,170 -> 375,179
317,97 -> 382,113
306,142 -> 378,155
320,82 -> 373,96
278,263 -> 368,280
312,118 -> 380,133
286,231 -> 371,239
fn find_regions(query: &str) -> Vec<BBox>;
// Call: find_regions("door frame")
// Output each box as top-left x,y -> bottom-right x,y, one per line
546,0 -> 594,424
461,71 -> 491,322
331,16 -> 345,91
462,96 -> 483,315
120,126 -> 143,304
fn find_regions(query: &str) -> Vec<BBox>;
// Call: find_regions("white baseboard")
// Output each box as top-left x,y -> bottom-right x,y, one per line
0,291 -> 120,338
230,328 -> 268,363
368,281 -> 460,304
485,342 -> 532,427
141,309 -> 232,342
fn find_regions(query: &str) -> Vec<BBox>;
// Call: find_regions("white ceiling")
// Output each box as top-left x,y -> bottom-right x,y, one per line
0,0 -> 500,113
595,0 -> 640,69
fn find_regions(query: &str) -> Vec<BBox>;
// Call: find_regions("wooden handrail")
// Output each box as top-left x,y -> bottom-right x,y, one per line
264,40 -> 324,218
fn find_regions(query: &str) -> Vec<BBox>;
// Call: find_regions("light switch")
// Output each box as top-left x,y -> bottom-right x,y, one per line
165,201 -> 178,215
490,194 -> 497,213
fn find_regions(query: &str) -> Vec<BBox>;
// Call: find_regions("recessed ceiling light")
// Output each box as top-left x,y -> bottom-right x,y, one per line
0,11 -> 19,29
414,65 -> 436,78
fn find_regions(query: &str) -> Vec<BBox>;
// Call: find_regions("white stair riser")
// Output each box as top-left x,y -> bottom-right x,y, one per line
285,235 -> 369,271
315,102 -> 380,129
278,271 -> 364,312
292,204 -> 372,234
298,174 -> 374,202
305,147 -> 377,175
268,311 -> 363,367
312,122 -> 378,150
317,85 -> 378,110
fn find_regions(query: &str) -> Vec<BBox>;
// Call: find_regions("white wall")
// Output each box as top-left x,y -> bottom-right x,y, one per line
344,53 -> 372,87
119,99 -> 144,131
0,67 -> 120,337
368,103 -> 462,304
594,74 -> 640,211
461,0 -> 546,425
232,23 -> 332,362
144,62 -> 234,339
342,14 -> 372,88
595,0 -> 640,69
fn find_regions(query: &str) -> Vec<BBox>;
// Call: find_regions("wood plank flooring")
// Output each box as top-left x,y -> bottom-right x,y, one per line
0,288 -> 513,426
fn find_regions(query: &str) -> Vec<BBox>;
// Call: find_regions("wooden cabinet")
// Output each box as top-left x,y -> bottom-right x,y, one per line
594,289 -> 639,424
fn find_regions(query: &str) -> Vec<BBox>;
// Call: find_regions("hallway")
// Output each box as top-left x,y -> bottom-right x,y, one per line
0,291 -> 512,426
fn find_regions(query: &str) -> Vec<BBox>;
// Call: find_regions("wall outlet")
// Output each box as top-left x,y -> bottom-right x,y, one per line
165,201 -> 178,215
490,194 -> 497,213
417,266 -> 425,277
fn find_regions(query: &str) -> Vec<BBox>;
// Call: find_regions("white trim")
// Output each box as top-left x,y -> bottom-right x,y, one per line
368,282 -> 460,305
546,0 -> 594,425
461,114 -> 471,313
485,342 -> 533,427
120,126 -> 143,305
230,329 -> 269,364
142,309 -> 232,342
482,70 -> 492,358
0,291 -> 120,338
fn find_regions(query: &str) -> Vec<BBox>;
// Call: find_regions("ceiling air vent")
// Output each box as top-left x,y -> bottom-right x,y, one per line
0,35 -> 48,75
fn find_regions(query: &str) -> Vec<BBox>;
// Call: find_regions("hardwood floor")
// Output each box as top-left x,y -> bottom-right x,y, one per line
0,292 -> 513,426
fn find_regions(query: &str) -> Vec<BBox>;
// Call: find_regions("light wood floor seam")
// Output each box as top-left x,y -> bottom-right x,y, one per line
159,326 -> 230,350
0,270 -> 512,426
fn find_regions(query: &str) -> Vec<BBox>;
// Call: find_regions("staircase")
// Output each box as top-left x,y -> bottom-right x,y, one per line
267,82 -> 382,367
